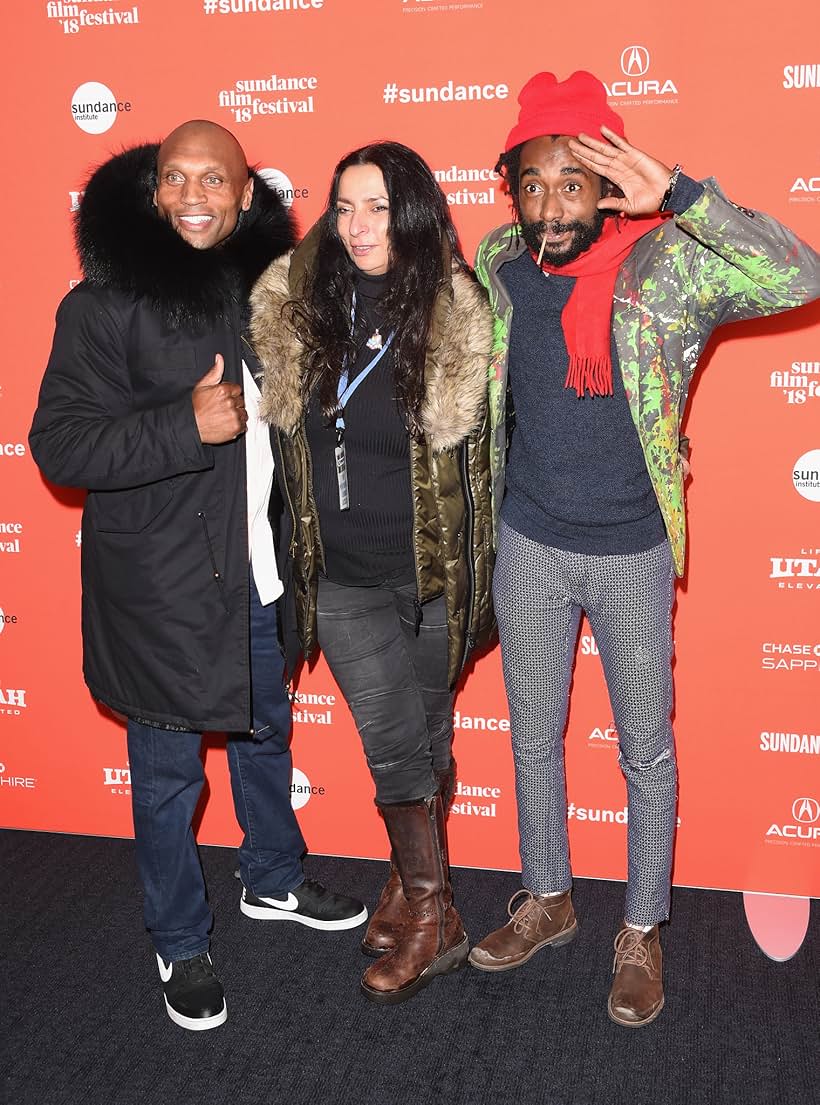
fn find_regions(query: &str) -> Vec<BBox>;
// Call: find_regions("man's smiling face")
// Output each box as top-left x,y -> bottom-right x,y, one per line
154,121 -> 253,250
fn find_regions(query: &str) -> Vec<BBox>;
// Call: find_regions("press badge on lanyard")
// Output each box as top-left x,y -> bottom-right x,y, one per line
334,293 -> 395,511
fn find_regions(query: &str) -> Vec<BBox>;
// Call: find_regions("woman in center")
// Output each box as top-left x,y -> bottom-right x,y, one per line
251,141 -> 495,1003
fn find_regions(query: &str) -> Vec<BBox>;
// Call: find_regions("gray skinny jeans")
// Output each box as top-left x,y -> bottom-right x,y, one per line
494,519 -> 678,927
316,578 -> 453,804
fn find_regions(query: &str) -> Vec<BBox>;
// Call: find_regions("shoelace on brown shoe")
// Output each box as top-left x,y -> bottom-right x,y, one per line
612,927 -> 654,974
506,890 -> 554,939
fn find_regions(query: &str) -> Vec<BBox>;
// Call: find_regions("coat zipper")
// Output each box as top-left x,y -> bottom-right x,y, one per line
301,420 -> 325,568
198,510 -> 230,613
409,445 -> 423,634
459,442 -> 477,674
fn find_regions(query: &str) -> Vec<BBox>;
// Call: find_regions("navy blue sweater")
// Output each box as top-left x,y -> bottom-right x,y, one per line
500,176 -> 703,555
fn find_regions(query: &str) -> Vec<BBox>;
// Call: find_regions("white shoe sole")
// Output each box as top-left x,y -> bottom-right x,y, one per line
163,996 -> 227,1031
240,897 -> 368,930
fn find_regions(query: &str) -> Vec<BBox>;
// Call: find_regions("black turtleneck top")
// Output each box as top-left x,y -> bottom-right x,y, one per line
305,269 -> 416,587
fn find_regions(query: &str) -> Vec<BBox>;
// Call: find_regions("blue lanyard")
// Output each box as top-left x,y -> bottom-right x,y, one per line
335,292 -> 394,438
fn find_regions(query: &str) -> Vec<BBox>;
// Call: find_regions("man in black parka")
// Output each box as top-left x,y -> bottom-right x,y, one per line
30,121 -> 366,1031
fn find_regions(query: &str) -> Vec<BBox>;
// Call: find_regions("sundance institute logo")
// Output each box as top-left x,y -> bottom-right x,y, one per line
792,449 -> 820,501
290,767 -> 325,810
71,81 -> 132,134
257,167 -> 310,209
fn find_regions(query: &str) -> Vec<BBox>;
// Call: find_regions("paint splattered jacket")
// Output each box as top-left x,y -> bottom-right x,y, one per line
475,180 -> 820,575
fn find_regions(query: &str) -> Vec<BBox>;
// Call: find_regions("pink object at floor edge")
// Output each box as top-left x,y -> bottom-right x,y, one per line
743,892 -> 810,961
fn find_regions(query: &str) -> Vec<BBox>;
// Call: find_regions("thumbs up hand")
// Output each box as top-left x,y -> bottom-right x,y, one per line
192,355 -> 247,444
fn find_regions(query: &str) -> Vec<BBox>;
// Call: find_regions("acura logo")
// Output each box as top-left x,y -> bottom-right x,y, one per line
792,797 -> 820,823
620,45 -> 650,77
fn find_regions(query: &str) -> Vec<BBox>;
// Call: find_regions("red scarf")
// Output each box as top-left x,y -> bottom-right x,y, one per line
535,214 -> 669,397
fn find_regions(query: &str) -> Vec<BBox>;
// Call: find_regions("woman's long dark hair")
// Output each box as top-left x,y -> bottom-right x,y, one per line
291,142 -> 468,435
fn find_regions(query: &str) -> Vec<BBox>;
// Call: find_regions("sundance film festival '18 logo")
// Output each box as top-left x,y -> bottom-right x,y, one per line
769,361 -> 820,405
217,74 -> 317,125
291,689 -> 335,727
46,2 -> 140,35
766,797 -> 820,846
0,522 -> 23,555
769,549 -> 820,592
452,780 -> 501,818
434,166 -> 498,208
71,82 -> 132,134
605,45 -> 679,105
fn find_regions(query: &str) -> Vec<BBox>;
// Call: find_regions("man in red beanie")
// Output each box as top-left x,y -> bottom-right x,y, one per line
470,70 -> 819,1026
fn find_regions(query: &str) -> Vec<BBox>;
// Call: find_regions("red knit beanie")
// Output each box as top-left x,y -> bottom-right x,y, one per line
505,70 -> 626,152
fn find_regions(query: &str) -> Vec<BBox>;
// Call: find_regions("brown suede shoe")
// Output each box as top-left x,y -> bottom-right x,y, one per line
608,924 -> 664,1028
468,889 -> 577,972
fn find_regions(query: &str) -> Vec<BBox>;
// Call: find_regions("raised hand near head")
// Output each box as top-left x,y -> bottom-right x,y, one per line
568,126 -> 674,217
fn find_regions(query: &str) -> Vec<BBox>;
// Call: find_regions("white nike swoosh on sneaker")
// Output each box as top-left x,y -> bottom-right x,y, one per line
253,891 -> 300,911
156,954 -> 173,983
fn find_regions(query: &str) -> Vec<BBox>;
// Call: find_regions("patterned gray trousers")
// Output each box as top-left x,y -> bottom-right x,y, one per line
494,520 -> 678,926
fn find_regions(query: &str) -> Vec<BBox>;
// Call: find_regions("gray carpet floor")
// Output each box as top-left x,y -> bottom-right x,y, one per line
2,829 -> 817,1105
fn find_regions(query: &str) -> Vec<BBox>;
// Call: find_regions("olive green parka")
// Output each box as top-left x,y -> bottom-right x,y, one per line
250,232 -> 496,689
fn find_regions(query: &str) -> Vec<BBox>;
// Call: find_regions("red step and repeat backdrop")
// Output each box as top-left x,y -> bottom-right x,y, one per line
2,0 -> 818,898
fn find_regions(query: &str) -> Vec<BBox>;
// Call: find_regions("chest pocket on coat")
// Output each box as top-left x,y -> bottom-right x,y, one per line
135,346 -> 202,403
93,482 -> 175,534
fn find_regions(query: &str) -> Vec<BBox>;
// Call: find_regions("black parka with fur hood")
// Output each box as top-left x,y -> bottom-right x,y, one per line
250,228 -> 496,689
30,144 -> 295,731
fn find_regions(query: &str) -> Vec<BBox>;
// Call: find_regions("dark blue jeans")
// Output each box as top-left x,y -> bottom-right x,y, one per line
127,578 -> 306,961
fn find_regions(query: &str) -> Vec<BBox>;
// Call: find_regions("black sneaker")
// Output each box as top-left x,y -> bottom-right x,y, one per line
156,952 -> 227,1031
240,878 -> 368,930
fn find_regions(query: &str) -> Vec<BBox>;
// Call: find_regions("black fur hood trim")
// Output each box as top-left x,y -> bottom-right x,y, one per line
75,143 -> 296,330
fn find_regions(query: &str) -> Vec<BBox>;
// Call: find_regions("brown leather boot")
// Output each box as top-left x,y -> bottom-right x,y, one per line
608,924 -> 664,1028
360,760 -> 457,958
468,889 -> 577,971
360,863 -> 405,957
361,795 -> 468,1004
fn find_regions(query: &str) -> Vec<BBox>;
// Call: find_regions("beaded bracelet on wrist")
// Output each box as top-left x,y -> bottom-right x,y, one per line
658,164 -> 683,212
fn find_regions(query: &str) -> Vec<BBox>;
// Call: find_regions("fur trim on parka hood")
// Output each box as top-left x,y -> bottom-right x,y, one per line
249,224 -> 493,453
75,143 -> 296,330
